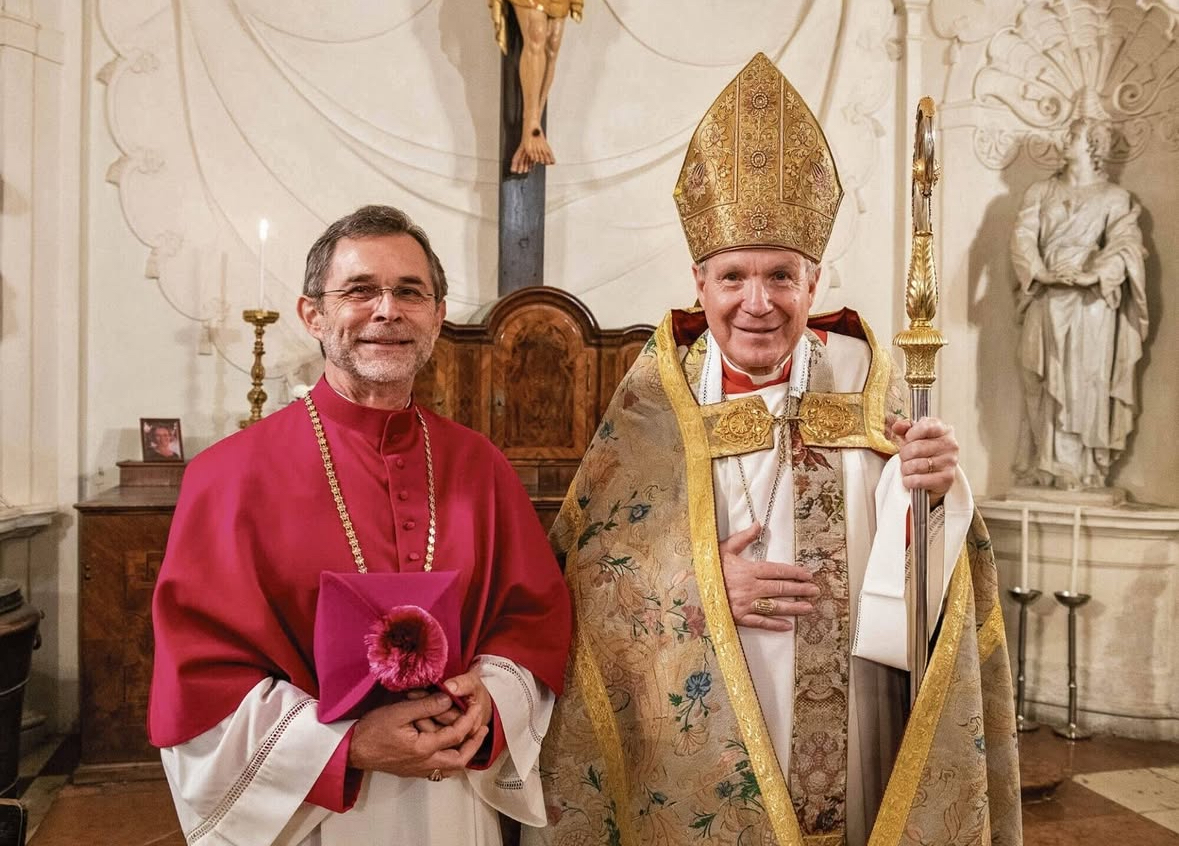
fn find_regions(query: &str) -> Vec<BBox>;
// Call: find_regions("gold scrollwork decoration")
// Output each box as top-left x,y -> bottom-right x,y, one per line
714,404 -> 773,451
799,396 -> 858,443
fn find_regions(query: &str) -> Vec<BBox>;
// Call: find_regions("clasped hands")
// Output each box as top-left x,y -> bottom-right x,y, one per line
347,667 -> 492,781
722,416 -> 958,628
1036,269 -> 1121,308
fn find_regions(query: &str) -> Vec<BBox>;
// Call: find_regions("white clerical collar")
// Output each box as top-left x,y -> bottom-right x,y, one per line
697,330 -> 811,405
719,350 -> 790,386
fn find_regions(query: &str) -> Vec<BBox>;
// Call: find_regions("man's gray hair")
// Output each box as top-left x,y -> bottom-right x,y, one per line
694,253 -> 819,280
303,205 -> 448,300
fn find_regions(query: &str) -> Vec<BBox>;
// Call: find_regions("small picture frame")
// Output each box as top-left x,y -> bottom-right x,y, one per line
141,418 -> 184,462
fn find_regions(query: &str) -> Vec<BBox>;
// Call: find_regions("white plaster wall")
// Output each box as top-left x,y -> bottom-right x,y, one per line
0,0 -> 83,732
83,0 -> 906,479
983,502 -> 1179,740
10,0 -> 1179,734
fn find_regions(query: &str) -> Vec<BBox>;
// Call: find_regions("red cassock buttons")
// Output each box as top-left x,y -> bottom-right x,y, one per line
398,490 -> 409,501
403,520 -> 416,530
408,552 -> 421,562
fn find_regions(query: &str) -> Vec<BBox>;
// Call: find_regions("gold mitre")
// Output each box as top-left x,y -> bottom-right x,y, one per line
673,53 -> 843,263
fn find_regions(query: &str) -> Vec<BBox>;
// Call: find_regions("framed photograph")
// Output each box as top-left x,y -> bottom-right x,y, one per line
141,418 -> 185,462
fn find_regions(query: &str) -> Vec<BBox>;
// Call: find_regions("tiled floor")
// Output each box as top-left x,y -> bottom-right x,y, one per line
9,729 -> 1179,844
1018,729 -> 1179,845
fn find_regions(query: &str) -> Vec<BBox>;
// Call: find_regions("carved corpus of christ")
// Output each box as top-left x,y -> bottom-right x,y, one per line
489,0 -> 583,174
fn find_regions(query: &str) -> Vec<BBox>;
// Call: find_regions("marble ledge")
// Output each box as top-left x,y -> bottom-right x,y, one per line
979,497 -> 1179,535
0,504 -> 56,541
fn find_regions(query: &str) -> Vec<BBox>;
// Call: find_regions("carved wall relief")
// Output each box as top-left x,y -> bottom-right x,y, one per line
972,0 -> 1179,169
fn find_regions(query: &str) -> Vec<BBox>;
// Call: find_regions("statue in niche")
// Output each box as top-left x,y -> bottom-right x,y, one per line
489,0 -> 583,174
1010,92 -> 1148,491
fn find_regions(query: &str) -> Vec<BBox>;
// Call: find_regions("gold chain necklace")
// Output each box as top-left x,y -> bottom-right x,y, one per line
717,338 -> 811,561
303,393 -> 437,573
724,388 -> 794,562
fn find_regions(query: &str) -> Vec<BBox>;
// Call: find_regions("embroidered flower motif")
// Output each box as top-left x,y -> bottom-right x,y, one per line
365,605 -> 448,691
685,670 -> 712,699
628,503 -> 652,523
786,122 -> 817,152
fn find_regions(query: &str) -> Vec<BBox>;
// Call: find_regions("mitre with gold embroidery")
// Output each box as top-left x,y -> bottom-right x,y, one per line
673,53 -> 843,263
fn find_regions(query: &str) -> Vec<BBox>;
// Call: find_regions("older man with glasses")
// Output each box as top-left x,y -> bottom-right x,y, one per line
149,205 -> 572,845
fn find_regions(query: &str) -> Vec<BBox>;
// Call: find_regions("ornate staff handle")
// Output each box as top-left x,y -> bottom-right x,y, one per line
894,97 -> 946,706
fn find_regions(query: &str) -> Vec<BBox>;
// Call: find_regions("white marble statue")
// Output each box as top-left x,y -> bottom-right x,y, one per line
1011,109 -> 1148,490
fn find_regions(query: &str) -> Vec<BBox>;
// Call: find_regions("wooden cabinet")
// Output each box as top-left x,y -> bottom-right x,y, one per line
74,484 -> 177,777
416,287 -> 652,527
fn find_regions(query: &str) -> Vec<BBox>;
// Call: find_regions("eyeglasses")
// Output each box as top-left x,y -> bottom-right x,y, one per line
319,284 -> 439,308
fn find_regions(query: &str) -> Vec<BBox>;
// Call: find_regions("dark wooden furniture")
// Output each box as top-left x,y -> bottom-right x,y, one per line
416,286 -> 652,527
73,289 -> 651,772
74,473 -> 180,780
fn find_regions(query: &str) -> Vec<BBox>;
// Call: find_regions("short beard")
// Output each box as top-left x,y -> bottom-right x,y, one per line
321,333 -> 434,386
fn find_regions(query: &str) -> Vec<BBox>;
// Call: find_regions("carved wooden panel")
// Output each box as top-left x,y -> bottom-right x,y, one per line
76,490 -> 177,765
491,305 -> 593,459
414,288 -> 653,522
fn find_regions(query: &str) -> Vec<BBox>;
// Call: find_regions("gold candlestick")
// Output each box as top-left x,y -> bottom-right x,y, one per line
239,309 -> 280,428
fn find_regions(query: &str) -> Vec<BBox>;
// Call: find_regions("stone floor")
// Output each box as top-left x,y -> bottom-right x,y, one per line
1018,729 -> 1179,846
8,729 -> 1179,844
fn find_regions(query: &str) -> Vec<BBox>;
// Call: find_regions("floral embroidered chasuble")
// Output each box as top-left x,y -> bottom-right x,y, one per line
526,309 -> 1022,846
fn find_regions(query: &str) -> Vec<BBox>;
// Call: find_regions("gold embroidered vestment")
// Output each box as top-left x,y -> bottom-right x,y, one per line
526,309 -> 1022,846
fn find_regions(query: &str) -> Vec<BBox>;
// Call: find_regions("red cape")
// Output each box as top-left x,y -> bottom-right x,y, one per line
149,378 -> 572,747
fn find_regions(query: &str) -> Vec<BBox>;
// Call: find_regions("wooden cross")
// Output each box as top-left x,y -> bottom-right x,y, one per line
497,13 -> 545,296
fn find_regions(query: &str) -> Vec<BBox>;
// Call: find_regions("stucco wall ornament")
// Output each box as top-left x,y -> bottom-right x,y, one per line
972,0 -> 1179,170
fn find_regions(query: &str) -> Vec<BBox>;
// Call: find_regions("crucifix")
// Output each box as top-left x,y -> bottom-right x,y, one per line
492,0 -> 582,295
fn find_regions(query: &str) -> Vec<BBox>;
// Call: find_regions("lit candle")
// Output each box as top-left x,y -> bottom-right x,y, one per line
1020,506 -> 1030,589
1069,506 -> 1081,594
258,218 -> 269,308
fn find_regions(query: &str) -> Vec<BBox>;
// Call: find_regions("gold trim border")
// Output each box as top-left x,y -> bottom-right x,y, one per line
787,316 -> 897,454
976,602 -> 1006,664
563,488 -> 640,846
654,314 -> 804,846
867,545 -> 972,846
859,318 -> 897,455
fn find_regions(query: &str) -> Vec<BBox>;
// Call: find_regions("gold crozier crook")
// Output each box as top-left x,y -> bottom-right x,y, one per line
894,97 -> 946,706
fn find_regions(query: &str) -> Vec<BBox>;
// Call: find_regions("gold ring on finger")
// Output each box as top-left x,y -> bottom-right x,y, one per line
428,768 -> 443,782
926,458 -> 934,474
752,597 -> 775,616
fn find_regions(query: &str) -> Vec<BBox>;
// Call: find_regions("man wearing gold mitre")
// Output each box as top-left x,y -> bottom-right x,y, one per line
524,54 -> 1021,846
